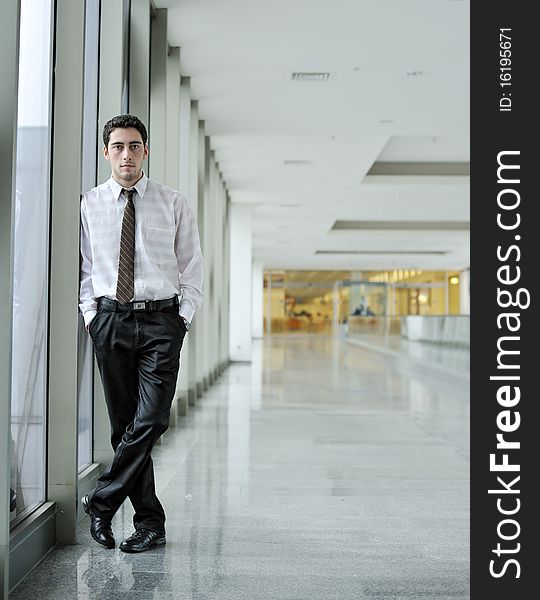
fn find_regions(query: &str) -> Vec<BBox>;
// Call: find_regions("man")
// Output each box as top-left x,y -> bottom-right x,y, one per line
79,114 -> 203,553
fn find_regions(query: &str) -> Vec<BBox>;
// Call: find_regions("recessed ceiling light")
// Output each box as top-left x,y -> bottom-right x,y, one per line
331,220 -> 470,231
406,70 -> 425,76
283,160 -> 313,166
289,72 -> 331,82
315,250 -> 447,256
380,119 -> 394,124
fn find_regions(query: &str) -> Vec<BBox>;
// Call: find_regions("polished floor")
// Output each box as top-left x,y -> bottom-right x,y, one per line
347,333 -> 470,377
10,335 -> 470,599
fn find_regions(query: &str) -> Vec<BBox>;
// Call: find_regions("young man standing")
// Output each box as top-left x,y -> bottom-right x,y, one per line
79,114 -> 203,553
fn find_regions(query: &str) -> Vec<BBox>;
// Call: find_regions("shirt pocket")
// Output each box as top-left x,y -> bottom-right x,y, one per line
144,226 -> 176,265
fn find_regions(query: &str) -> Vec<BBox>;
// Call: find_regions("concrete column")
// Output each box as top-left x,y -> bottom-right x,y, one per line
179,78 -> 192,194
200,134 -> 212,388
252,261 -> 264,338
165,46 -> 189,420
47,0 -> 86,546
177,79 -> 195,411
165,46 -> 180,189
229,204 -> 253,361
129,0 -> 151,126
94,0 -> 128,473
208,153 -> 219,382
0,1 -> 20,594
97,0 -> 126,183
459,268 -> 470,315
195,121 -> 208,393
92,364 -> 113,466
214,161 -> 225,377
148,8 -> 167,181
214,169 -> 227,374
190,103 -> 204,401
221,193 -> 231,367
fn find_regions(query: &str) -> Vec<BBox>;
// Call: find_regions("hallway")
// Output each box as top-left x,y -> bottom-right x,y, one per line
10,337 -> 469,599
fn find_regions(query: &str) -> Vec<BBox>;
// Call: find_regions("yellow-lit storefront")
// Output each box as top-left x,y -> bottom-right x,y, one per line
263,269 -> 463,335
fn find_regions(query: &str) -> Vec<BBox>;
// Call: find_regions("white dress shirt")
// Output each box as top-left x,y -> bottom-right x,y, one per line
79,175 -> 204,327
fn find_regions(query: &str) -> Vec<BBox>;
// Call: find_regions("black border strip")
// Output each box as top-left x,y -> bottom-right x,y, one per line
471,2 -> 538,596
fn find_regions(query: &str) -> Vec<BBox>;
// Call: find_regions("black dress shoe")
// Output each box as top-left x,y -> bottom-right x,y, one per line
81,495 -> 115,549
120,528 -> 166,553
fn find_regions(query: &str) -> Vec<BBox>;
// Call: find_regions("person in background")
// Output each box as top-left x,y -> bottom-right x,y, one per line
352,304 -> 365,316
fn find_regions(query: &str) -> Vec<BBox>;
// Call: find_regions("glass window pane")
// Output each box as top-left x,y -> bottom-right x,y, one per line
10,0 -> 53,526
78,0 -> 100,472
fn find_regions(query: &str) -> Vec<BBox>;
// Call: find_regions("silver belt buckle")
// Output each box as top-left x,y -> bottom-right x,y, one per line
133,302 -> 146,310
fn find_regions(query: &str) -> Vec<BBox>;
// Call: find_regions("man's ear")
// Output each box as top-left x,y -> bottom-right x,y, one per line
103,145 -> 110,160
143,144 -> 149,159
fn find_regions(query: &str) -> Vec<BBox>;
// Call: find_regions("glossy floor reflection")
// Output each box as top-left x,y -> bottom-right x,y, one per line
347,333 -> 470,376
10,336 -> 469,599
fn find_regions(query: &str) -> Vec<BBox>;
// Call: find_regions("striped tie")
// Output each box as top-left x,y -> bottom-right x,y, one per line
116,188 -> 135,304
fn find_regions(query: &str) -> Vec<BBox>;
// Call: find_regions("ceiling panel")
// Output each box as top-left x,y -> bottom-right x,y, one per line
157,0 -> 470,271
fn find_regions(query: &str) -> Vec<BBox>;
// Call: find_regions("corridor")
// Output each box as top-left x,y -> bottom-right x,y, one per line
10,336 -> 469,599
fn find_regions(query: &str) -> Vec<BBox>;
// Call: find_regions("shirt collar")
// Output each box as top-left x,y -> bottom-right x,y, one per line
108,173 -> 148,201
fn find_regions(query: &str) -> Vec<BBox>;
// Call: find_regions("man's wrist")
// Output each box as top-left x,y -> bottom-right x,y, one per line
180,316 -> 191,331
84,310 -> 97,329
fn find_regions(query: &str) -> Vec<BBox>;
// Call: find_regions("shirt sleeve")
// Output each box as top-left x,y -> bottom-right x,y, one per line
79,197 -> 98,326
175,196 -> 204,322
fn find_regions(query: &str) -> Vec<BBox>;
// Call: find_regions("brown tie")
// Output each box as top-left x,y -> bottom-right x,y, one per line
116,188 -> 135,304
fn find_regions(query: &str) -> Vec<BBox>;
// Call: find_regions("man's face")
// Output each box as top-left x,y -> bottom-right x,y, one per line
104,127 -> 148,187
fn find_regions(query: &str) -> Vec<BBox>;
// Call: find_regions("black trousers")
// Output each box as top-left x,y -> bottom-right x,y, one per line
88,298 -> 185,533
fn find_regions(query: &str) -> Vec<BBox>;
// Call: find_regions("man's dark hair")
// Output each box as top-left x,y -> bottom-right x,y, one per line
102,114 -> 148,147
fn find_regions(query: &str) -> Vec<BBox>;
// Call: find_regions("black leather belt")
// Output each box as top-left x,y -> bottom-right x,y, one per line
97,296 -> 178,312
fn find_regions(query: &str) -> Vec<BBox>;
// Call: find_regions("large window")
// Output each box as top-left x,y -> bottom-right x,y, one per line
78,0 -> 101,472
10,0 -> 54,525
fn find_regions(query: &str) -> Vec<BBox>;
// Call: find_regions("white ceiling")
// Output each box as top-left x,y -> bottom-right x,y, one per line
157,0 -> 470,272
